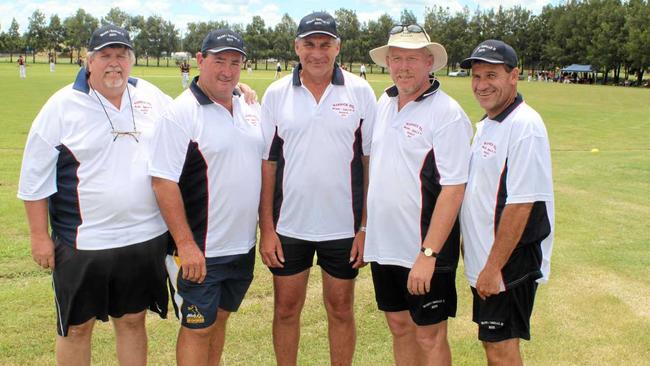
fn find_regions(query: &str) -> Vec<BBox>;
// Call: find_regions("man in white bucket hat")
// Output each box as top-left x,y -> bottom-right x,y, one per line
363,24 -> 473,365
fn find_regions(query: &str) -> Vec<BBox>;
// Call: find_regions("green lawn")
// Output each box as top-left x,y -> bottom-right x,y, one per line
0,62 -> 648,365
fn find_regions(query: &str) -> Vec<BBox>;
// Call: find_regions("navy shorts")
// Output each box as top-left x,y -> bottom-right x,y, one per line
269,234 -> 358,280
52,232 -> 169,336
167,248 -> 255,329
370,262 -> 457,326
471,279 -> 538,342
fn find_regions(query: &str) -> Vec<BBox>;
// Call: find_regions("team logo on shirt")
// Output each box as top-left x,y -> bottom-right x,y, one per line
185,305 -> 205,324
481,141 -> 497,158
403,122 -> 424,138
244,113 -> 259,126
133,100 -> 152,115
331,102 -> 355,118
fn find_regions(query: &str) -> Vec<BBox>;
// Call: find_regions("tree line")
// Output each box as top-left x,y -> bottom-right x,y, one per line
1,0 -> 648,83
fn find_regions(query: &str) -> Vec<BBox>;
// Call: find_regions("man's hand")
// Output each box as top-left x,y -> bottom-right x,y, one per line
177,243 -> 206,283
475,264 -> 503,300
349,231 -> 366,269
31,234 -> 55,270
407,254 -> 436,295
259,230 -> 284,268
237,83 -> 258,104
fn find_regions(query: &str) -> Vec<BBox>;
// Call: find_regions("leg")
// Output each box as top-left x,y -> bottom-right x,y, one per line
482,339 -> 522,366
384,311 -> 419,366
112,311 -> 147,366
415,321 -> 451,366
273,270 -> 310,366
56,318 -> 95,366
322,270 -> 355,366
207,309 -> 231,365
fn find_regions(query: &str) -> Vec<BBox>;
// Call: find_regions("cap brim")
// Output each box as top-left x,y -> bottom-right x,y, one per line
369,42 -> 448,73
92,41 -> 133,51
297,30 -> 338,39
205,47 -> 247,57
459,57 -> 505,69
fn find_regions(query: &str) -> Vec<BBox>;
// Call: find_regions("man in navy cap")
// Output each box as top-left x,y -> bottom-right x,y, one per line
18,24 -> 171,365
459,40 -> 555,366
149,28 -> 263,366
259,11 -> 377,366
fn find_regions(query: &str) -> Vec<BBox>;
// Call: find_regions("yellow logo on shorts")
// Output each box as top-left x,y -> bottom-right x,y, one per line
186,305 -> 205,324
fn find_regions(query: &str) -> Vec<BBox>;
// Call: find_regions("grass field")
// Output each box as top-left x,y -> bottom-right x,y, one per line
0,62 -> 648,365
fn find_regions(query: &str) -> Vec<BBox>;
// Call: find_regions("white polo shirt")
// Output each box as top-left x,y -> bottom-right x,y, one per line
18,68 -> 170,250
261,64 -> 377,241
460,94 -> 554,289
364,81 -> 473,269
149,77 -> 263,258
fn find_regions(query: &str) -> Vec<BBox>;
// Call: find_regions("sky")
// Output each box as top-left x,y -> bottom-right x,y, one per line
2,0 -> 560,34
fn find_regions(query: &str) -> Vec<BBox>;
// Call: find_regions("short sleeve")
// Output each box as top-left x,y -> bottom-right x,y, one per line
148,109 -> 193,182
506,134 -> 553,204
432,111 -> 473,186
360,85 -> 377,156
261,90 -> 278,161
17,100 -> 63,200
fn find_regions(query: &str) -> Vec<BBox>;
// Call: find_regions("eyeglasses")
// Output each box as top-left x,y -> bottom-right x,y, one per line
389,24 -> 430,41
111,130 -> 141,143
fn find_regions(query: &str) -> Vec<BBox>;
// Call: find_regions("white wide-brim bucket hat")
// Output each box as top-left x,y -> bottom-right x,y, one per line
369,29 -> 448,73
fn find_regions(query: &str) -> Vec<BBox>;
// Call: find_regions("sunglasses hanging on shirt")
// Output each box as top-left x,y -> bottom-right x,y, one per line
91,85 -> 141,143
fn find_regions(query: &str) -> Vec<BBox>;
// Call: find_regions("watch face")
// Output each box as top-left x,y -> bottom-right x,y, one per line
424,248 -> 434,257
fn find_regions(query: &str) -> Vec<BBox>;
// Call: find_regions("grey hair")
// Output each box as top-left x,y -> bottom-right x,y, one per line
87,47 -> 136,67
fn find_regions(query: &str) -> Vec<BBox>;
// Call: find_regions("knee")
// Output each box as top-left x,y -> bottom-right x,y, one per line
483,340 -> 519,365
66,320 -> 94,340
385,314 -> 415,339
323,296 -> 354,322
113,312 -> 146,332
275,297 -> 304,322
415,325 -> 447,350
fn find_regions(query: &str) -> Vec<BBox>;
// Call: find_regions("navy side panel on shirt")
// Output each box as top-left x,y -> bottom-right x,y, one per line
493,159 -> 551,289
49,144 -> 82,248
350,122 -> 364,230
177,141 -> 209,253
269,128 -> 285,226
419,149 -> 460,272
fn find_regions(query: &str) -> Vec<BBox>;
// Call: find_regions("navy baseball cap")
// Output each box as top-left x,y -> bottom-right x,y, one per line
296,12 -> 338,39
460,40 -> 518,69
201,29 -> 246,57
88,24 -> 133,51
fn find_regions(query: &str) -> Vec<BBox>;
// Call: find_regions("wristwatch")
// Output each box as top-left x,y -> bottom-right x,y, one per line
420,247 -> 438,258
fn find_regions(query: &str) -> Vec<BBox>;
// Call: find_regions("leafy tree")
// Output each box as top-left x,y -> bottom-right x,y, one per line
365,13 -> 394,72
335,8 -> 361,67
625,0 -> 650,83
400,9 -> 418,25
102,7 -> 131,29
273,14 -> 297,69
244,16 -> 269,69
27,10 -> 48,63
64,9 -> 98,63
6,18 -> 24,62
46,15 -> 66,60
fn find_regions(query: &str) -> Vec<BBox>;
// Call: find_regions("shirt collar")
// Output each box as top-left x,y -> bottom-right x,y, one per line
292,63 -> 345,86
482,93 -> 524,123
72,67 -> 137,94
189,75 -> 241,106
384,78 -> 441,101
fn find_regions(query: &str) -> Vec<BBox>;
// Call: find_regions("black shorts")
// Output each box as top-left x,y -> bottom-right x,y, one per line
370,263 -> 457,326
167,248 -> 255,329
52,232 -> 169,336
471,279 -> 538,342
269,234 -> 358,280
